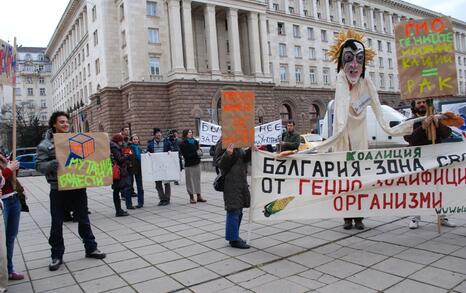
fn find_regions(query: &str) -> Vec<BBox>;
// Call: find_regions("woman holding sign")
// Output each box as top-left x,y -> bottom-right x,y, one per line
110,134 -> 133,216
179,129 -> 206,204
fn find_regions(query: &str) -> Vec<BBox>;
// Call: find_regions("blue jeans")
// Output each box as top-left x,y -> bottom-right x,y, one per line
132,174 -> 144,206
225,209 -> 243,241
2,195 -> 21,274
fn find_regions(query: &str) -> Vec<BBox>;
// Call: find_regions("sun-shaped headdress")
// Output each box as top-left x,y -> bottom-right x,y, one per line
327,29 -> 376,65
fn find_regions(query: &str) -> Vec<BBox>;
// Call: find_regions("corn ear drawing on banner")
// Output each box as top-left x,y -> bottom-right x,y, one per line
263,196 -> 295,217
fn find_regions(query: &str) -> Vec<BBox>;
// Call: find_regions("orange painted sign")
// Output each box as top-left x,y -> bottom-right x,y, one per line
221,91 -> 255,148
395,17 -> 458,100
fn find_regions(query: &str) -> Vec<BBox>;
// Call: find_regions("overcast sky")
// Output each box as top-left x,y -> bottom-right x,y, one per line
0,0 -> 465,48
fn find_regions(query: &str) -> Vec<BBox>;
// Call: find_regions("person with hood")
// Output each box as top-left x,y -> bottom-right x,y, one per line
36,111 -> 106,271
110,133 -> 133,215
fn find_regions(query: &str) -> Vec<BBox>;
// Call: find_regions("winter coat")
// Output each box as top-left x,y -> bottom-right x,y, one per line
147,138 -> 171,153
36,129 -> 59,190
214,141 -> 251,211
128,143 -> 142,175
404,116 -> 452,146
110,141 -> 132,190
281,131 -> 300,151
179,139 -> 201,167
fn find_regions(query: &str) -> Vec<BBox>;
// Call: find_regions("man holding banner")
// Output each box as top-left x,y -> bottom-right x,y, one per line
36,112 -> 106,271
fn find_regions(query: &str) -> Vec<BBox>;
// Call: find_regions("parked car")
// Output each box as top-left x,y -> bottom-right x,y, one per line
16,154 -> 37,170
16,147 -> 37,156
298,133 -> 324,152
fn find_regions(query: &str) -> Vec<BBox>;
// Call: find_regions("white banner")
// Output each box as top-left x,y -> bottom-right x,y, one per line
141,152 -> 181,182
254,119 -> 282,145
200,120 -> 222,146
251,142 -> 466,222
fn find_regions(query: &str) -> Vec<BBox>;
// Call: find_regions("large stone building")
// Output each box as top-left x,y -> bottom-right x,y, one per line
46,0 -> 466,143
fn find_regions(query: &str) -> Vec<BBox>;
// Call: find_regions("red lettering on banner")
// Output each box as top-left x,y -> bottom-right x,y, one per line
433,192 -> 442,208
338,180 -> 350,193
358,194 -> 368,210
325,180 -> 336,194
421,171 -> 432,185
299,179 -> 310,195
334,196 -> 343,211
395,193 -> 407,209
312,179 -> 323,195
445,169 -> 457,186
346,195 -> 357,209
409,193 -> 419,208
370,194 -> 381,209
409,173 -> 420,185
419,192 -> 431,208
434,169 -> 444,185
383,193 -> 394,209
459,168 -> 466,185
352,180 -> 362,191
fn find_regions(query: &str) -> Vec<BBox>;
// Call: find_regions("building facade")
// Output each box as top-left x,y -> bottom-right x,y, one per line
46,0 -> 466,144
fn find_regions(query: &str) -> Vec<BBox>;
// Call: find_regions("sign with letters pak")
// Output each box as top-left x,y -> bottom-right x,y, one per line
141,152 -> 181,182
251,142 -> 466,221
200,120 -> 222,146
395,17 -> 458,100
55,133 -> 112,191
221,91 -> 255,148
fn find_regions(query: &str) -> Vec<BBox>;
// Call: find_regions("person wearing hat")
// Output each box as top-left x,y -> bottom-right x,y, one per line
147,128 -> 172,205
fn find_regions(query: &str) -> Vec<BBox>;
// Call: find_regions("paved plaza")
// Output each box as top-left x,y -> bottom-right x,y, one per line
6,172 -> 466,293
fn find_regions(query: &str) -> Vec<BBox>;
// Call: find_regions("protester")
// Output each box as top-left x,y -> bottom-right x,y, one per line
404,99 -> 456,229
280,120 -> 300,152
214,139 -> 255,249
128,135 -> 144,208
110,134 -> 133,215
169,130 -> 182,185
147,128 -> 172,206
179,129 -> 206,204
36,111 -> 105,271
0,155 -> 23,281
0,170 -> 8,293
120,126 -> 130,146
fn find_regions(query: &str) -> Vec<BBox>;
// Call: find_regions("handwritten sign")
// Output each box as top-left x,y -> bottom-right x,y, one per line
395,17 -> 458,100
251,142 -> 466,221
55,133 -> 112,190
255,119 -> 282,145
222,91 -> 255,148
141,152 -> 181,182
200,120 -> 222,146
0,39 -> 16,86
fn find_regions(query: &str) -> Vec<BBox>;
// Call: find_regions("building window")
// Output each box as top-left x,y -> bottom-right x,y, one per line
86,44 -> 89,56
273,3 -> 279,11
277,22 -> 285,35
309,67 -> 317,84
368,38 -> 372,48
279,64 -> 288,81
38,54 -> 44,61
294,46 -> 302,58
119,3 -> 125,21
379,57 -> 384,68
307,27 -> 314,40
95,58 -> 100,75
26,77 -> 32,84
295,66 -> 302,83
121,30 -> 126,48
322,49 -> 329,61
323,67 -> 330,85
388,74 -> 394,89
309,47 -> 316,59
92,5 -> 97,22
15,88 -> 21,96
379,73 -> 385,88
40,88 -> 46,96
93,30 -> 98,46
369,72 -> 375,83
147,1 -> 157,16
27,88 -> 33,96
149,56 -> 161,75
87,63 -> 91,76
321,30 -> 327,42
39,77 -> 45,84
269,63 -> 273,78
279,43 -> 287,57
387,42 -> 392,53
280,104 -> 292,122
148,28 -> 160,44
377,40 -> 382,51
388,58 -> 393,69
38,65 -> 44,71
83,67 -> 86,80
293,25 -> 300,38
41,99 -> 47,108
268,42 -> 271,55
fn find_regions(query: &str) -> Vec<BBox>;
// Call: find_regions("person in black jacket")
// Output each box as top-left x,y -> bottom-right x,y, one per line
179,129 -> 206,204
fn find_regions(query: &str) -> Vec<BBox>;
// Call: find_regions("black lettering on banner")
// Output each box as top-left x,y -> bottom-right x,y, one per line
437,155 -> 448,167
301,160 -> 311,177
350,161 -> 361,176
263,157 -> 274,174
276,160 -> 286,175
337,161 -> 348,177
313,161 -> 324,177
276,178 -> 285,194
324,162 -> 334,177
387,160 -> 399,174
288,160 -> 299,176
374,160 -> 386,175
413,158 -> 425,171
413,147 -> 421,158
262,178 -> 272,193
399,159 -> 412,173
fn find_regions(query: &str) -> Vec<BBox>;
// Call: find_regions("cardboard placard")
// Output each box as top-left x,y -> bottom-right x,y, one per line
255,119 -> 282,145
221,91 -> 255,148
395,17 -> 458,100
0,39 -> 16,86
141,152 -> 181,182
54,133 -> 112,190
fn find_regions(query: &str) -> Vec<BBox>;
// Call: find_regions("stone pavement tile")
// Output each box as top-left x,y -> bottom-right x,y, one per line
324,246 -> 359,258
32,274 -> 76,292
6,282 -> 34,293
452,247 -> 466,259
149,233 -> 182,243
260,259 -> 308,278
143,250 -> 183,265
272,221 -> 303,230
105,286 -> 136,293
341,250 -> 388,266
347,268 -> 403,291
171,266 -> 220,286
313,243 -> 343,254
364,242 -> 408,256
317,280 -> 377,293
47,285 -> 84,293
409,266 -> 465,289
236,250 -> 281,266
131,243 -> 167,256
80,275 -> 127,293
312,229 -> 350,241
288,235 -> 328,248
395,248 -> 444,265
190,277 -> 236,293
103,250 -> 139,264
217,246 -> 258,257
286,275 -> 326,290
454,280 -> 466,292
205,258 -> 251,276
227,268 -> 266,283
189,250 -> 230,266
315,259 -> 365,278
140,228 -> 170,238
108,257 -> 150,273
28,263 -> 70,280
291,225 -> 324,235
66,258 -> 105,271
25,257 -> 51,270
372,257 -> 425,277
251,278 -> 308,293
253,226 -> 284,236
217,285 -> 252,292
122,238 -> 155,249
203,238 -> 228,249
288,251 -> 334,268
385,279 -> 446,293
157,258 -> 200,274
268,231 -> 305,242
23,249 -> 50,261
417,241 -> 462,254
161,238 -> 196,249
72,264 -> 114,282
132,276 -> 184,293
309,219 -> 342,229
96,243 -> 127,254
175,227 -> 206,237
190,232 -> 219,243
173,243 -> 211,257
249,237 -> 282,250
120,266 -> 165,284
431,256 -> 466,274
264,243 -> 306,257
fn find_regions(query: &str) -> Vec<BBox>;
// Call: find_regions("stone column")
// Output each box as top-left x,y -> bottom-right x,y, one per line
299,0 -> 305,16
324,0 -> 331,21
268,0 -> 273,10
388,13 -> 393,34
312,0 -> 318,18
378,10 -> 384,33
462,33 -> 466,52
182,0 -> 196,72
284,0 -> 289,13
204,4 -> 220,74
227,8 -> 242,75
369,7 -> 375,31
168,0 -> 185,71
336,0 -> 343,24
259,13 -> 270,75
348,2 -> 354,27
248,12 -> 262,75
359,5 -> 364,29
